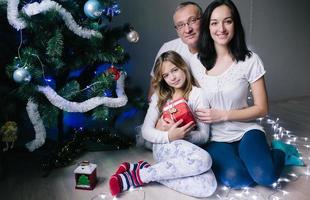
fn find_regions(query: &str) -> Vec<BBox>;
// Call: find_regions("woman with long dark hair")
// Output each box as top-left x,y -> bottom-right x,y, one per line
190,0 -> 303,188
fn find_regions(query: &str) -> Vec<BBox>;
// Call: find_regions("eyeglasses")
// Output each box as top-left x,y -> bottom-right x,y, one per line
174,17 -> 201,31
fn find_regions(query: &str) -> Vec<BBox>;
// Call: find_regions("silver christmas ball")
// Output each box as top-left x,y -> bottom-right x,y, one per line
13,68 -> 31,83
126,30 -> 140,43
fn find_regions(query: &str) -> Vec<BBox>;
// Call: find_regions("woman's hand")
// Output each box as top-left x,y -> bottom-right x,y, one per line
168,120 -> 195,142
196,108 -> 227,123
196,78 -> 268,123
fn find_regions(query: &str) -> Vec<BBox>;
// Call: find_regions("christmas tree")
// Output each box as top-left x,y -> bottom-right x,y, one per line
0,0 -> 142,168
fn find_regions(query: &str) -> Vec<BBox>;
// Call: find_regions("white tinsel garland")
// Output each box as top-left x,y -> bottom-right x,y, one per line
25,98 -> 47,152
7,0 -> 26,30
7,0 -> 102,38
37,73 -> 127,112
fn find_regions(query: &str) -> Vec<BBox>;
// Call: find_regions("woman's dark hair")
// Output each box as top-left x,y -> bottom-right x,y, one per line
198,0 -> 251,70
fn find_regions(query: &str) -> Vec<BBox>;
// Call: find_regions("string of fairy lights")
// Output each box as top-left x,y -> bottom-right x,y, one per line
88,114 -> 310,199
211,114 -> 310,200
6,0 -> 308,199
90,0 -> 309,199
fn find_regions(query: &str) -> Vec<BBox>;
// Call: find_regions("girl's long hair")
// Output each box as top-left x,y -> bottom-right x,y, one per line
152,51 -> 198,110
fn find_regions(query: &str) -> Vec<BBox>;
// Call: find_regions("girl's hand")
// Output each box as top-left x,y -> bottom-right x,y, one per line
155,116 -> 175,131
196,108 -> 227,123
168,120 -> 195,142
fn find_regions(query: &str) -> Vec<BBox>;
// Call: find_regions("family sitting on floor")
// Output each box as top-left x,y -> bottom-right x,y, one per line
109,0 -> 304,198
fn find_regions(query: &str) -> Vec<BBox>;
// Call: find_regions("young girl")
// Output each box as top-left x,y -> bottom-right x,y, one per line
109,51 -> 217,198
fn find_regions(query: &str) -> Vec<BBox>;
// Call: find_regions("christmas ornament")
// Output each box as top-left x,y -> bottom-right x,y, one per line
74,161 -> 97,190
13,67 -> 31,83
84,0 -> 104,19
0,121 -> 18,152
104,3 -> 121,17
96,63 -> 110,74
108,66 -> 120,80
38,73 -> 127,112
25,99 -> 46,152
115,108 -> 138,125
8,0 -> 102,38
126,30 -> 140,43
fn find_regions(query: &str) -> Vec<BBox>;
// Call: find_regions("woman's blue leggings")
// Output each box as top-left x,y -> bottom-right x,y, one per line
205,129 -> 285,188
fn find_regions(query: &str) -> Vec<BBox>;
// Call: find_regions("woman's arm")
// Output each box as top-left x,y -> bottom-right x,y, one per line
185,88 -> 210,144
196,77 -> 268,123
186,119 -> 210,145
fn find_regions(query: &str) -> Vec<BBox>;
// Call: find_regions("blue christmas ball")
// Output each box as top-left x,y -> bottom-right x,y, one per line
84,0 -> 104,19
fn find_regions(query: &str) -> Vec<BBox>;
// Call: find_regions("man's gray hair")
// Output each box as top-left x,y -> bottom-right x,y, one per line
175,1 -> 203,15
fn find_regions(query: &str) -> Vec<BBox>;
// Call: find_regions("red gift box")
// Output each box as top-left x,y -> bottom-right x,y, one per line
74,161 -> 97,190
162,98 -> 195,127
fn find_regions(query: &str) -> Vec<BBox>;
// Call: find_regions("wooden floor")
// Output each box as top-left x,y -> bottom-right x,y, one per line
1,96 -> 310,200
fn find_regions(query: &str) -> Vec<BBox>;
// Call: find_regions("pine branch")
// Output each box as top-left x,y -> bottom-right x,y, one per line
39,104 -> 59,128
92,106 -> 109,121
88,73 -> 114,97
49,57 -> 65,70
12,84 -> 38,102
30,65 -> 44,83
0,1 -> 6,10
58,80 -> 80,100
21,47 -> 39,65
47,29 -> 64,58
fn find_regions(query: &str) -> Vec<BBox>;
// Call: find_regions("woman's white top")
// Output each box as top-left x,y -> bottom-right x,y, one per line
142,86 -> 210,145
189,52 -> 266,142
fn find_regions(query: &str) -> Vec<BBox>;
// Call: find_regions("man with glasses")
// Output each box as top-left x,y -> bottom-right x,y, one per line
148,2 -> 202,100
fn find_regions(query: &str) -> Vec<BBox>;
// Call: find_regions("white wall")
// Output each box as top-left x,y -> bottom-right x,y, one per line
251,0 -> 310,101
114,0 -> 310,101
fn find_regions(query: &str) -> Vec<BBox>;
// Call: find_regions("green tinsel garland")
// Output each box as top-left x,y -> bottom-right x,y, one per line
40,128 -> 134,176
